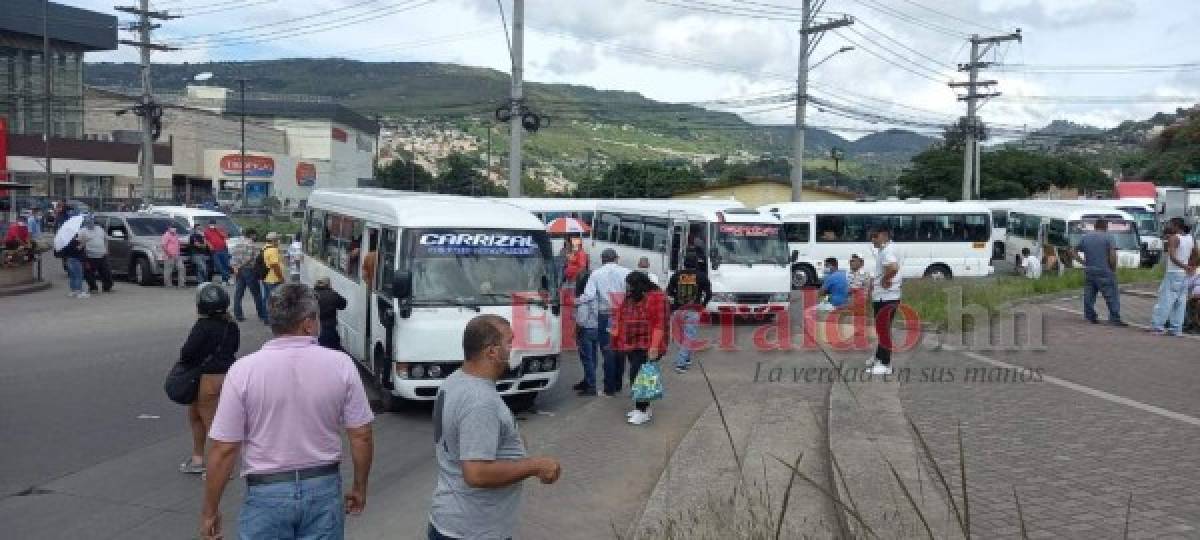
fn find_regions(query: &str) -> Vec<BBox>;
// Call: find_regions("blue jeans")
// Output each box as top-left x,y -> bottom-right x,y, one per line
674,309 -> 700,369
234,268 -> 267,322
239,473 -> 344,540
1151,273 -> 1189,333
191,253 -> 209,282
576,326 -> 598,390
66,258 -> 83,292
263,282 -> 281,321
598,313 -> 622,394
212,249 -> 231,282
1083,270 -> 1121,322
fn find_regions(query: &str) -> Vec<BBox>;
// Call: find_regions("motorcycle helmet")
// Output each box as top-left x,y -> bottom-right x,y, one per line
196,282 -> 230,315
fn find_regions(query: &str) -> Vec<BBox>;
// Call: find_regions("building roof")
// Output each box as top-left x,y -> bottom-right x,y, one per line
0,0 -> 118,51
226,100 -> 379,135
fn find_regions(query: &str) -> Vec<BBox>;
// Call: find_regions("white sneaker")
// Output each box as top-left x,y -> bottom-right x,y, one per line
67,291 -> 78,298
626,410 -> 638,418
628,411 -> 651,425
865,356 -> 877,368
77,291 -> 91,299
868,364 -> 893,376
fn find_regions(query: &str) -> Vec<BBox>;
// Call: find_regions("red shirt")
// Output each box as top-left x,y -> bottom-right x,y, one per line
4,223 -> 30,245
203,226 -> 228,252
564,249 -> 588,281
614,289 -> 668,351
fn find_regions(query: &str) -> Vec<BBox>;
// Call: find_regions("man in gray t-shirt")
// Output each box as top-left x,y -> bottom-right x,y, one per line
1071,219 -> 1125,326
428,315 -> 561,540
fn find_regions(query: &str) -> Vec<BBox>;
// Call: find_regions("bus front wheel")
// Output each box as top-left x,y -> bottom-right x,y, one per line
924,264 -> 952,280
791,264 -> 817,289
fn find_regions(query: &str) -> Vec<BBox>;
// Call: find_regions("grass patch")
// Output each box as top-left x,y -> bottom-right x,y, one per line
901,267 -> 1162,329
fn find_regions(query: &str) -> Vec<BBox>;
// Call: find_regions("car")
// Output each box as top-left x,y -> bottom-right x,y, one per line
92,212 -> 198,286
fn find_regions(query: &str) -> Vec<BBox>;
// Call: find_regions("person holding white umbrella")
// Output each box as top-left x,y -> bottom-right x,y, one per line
53,215 -> 88,298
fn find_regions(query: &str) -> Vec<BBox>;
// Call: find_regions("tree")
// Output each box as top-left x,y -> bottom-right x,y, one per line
574,161 -> 704,198
898,131 -> 1111,200
436,153 -> 502,196
375,158 -> 434,192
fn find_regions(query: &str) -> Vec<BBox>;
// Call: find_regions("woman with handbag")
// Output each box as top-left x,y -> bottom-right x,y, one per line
613,271 -> 668,426
177,283 -> 240,474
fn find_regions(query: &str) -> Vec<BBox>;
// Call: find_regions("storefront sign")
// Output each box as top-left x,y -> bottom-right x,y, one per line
296,162 -> 317,186
220,155 -> 275,178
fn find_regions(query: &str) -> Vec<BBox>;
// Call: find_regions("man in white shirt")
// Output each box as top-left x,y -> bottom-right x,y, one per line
1019,247 -> 1042,279
636,256 -> 661,287
580,248 -> 631,396
867,225 -> 902,375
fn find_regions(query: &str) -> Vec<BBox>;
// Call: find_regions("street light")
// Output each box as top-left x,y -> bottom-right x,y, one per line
810,46 -> 854,71
193,72 -> 247,209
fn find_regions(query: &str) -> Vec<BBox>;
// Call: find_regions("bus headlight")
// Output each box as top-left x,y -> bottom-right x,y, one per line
393,362 -> 410,380
544,356 -> 557,371
427,364 -> 443,379
527,357 -> 543,372
712,293 -> 736,303
770,293 -> 790,302
410,364 -> 426,379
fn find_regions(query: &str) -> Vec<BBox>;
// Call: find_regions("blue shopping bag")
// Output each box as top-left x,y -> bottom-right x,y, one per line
631,361 -> 664,402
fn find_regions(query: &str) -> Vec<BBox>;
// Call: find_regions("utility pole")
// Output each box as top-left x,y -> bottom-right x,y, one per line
238,78 -> 246,207
950,30 -> 1021,200
507,0 -> 524,198
42,0 -> 52,198
117,0 -> 177,207
790,0 -> 852,202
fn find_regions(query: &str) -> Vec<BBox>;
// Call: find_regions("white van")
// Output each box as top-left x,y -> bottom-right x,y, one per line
304,189 -> 562,412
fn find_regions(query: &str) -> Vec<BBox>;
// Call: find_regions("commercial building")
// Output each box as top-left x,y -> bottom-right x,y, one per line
87,84 -> 379,208
1,0 -> 172,203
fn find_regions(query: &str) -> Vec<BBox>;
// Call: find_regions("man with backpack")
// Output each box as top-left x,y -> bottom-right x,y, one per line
230,230 -> 267,324
261,232 -> 287,304
667,254 -> 712,374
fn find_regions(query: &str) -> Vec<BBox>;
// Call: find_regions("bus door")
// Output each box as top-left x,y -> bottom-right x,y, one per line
368,227 -> 399,375
668,218 -> 686,273
360,226 -> 381,358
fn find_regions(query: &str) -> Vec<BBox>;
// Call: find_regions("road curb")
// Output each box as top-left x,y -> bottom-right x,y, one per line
827,363 -> 962,539
627,380 -> 837,538
0,280 -> 52,297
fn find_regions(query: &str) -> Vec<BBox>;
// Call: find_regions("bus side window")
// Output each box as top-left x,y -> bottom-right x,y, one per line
378,228 -> 398,297
784,223 -> 810,243
305,209 -> 325,258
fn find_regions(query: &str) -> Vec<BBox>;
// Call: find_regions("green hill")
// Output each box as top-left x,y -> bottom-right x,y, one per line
84,59 -> 931,168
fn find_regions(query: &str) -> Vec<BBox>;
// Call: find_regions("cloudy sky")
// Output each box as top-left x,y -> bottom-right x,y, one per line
68,0 -> 1200,139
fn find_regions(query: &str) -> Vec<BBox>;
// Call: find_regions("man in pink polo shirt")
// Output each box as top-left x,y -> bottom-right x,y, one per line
201,283 -> 375,540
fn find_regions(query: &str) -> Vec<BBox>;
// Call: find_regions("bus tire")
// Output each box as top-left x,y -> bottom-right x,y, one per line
791,264 -> 817,289
374,346 -> 404,413
504,392 -> 537,413
924,264 -> 952,280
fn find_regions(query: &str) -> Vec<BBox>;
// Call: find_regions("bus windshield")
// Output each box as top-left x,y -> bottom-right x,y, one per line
712,223 -> 789,265
1116,207 -> 1157,234
1068,220 -> 1141,251
408,229 -> 554,306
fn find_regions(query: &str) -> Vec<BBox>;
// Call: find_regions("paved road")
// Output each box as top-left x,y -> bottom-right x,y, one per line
0,274 -> 838,539
901,285 -> 1200,539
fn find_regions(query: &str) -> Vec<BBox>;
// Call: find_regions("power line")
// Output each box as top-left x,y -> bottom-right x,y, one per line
852,18 -> 954,70
994,62 -> 1200,73
890,0 -> 1006,34
172,0 -> 438,49
833,28 -> 948,84
171,0 -> 388,42
845,0 -> 967,38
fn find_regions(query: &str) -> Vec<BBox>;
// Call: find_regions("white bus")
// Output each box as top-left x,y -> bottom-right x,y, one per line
303,189 -> 562,411
1005,203 -> 1142,270
1059,199 -> 1162,266
587,200 -> 793,317
763,200 -> 995,287
978,200 -> 1027,261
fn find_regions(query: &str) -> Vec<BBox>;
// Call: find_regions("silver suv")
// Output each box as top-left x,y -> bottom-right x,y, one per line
93,212 -> 195,286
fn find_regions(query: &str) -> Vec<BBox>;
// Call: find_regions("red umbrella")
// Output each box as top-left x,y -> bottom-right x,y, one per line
546,217 -> 591,234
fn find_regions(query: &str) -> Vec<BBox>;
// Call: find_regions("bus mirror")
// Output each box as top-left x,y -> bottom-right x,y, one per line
790,249 -> 798,263
393,271 -> 413,301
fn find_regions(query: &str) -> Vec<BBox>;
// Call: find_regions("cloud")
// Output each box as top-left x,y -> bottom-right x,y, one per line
980,0 -> 1137,28
539,44 -> 598,75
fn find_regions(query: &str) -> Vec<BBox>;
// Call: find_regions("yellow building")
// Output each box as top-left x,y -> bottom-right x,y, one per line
673,179 -> 855,208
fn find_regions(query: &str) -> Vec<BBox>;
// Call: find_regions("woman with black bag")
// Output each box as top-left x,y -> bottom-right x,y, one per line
177,283 -> 240,475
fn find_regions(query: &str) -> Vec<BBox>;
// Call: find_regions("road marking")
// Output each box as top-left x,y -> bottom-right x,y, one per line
135,414 -> 160,420
1047,304 -> 1200,342
941,345 -> 1200,428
